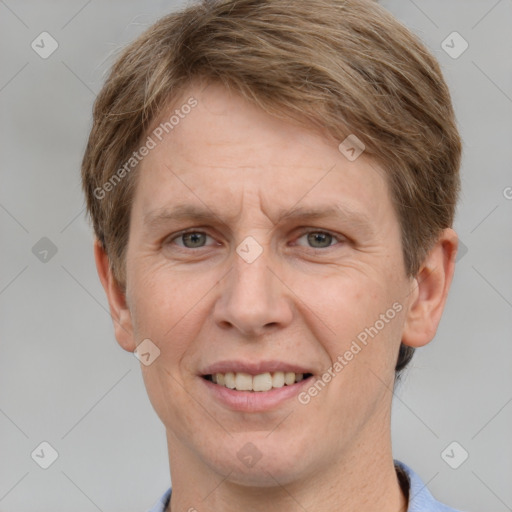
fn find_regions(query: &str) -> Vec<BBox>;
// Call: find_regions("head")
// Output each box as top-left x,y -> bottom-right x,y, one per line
83,0 -> 461,487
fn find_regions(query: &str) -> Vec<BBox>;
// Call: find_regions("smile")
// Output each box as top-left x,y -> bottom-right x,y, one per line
203,371 -> 313,392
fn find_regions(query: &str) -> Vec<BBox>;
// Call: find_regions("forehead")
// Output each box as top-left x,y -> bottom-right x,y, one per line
133,81 -> 393,226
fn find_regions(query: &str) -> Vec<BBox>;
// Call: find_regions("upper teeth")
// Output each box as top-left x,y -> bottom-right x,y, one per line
211,371 -> 304,392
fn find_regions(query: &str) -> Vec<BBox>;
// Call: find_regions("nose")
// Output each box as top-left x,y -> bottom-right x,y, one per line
212,241 -> 294,337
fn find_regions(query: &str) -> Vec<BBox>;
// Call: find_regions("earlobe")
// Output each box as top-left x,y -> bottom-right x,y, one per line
401,228 -> 458,348
93,238 -> 136,352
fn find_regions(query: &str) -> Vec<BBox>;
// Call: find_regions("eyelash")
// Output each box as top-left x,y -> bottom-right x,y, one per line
165,228 -> 344,251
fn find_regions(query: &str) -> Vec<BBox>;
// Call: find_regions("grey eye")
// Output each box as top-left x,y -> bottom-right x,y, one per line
179,232 -> 208,248
301,231 -> 335,248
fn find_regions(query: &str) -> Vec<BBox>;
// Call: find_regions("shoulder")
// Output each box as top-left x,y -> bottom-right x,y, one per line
146,487 -> 172,512
395,460 -> 466,512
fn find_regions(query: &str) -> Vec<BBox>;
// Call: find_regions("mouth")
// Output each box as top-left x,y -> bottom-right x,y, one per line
202,371 -> 314,392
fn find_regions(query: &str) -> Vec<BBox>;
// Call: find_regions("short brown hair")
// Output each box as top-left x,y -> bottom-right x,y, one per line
81,0 -> 461,376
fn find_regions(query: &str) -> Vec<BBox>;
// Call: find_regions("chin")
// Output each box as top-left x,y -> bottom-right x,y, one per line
201,433 -> 315,487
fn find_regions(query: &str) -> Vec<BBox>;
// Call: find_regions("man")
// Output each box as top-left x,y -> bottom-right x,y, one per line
81,1 -> 464,510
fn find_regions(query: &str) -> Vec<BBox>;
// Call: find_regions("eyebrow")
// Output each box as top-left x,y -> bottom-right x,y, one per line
143,203 -> 375,235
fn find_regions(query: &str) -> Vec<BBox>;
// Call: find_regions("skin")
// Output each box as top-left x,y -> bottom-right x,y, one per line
95,80 -> 458,512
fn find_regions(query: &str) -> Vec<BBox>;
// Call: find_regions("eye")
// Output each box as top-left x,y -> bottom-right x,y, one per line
168,230 -> 215,249
294,229 -> 342,249
165,228 -> 343,251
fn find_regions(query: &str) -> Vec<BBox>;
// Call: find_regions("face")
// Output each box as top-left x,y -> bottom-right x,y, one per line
117,81 -> 418,485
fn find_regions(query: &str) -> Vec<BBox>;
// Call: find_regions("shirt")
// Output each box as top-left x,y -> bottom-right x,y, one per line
146,459 -> 464,512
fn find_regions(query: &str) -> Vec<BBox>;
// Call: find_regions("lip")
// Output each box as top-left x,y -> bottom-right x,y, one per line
200,360 -> 314,376
201,375 -> 314,412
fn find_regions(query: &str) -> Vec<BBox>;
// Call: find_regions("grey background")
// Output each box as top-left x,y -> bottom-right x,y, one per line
0,0 -> 511,510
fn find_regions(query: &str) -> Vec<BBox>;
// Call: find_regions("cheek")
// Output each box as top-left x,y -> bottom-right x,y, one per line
298,273 -> 404,426
127,263 -> 214,358
301,270 -> 404,368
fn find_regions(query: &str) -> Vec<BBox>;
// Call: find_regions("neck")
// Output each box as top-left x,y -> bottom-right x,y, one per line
164,425 -> 408,512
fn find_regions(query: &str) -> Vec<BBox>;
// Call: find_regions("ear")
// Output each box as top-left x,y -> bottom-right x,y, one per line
401,228 -> 458,348
93,238 -> 136,352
